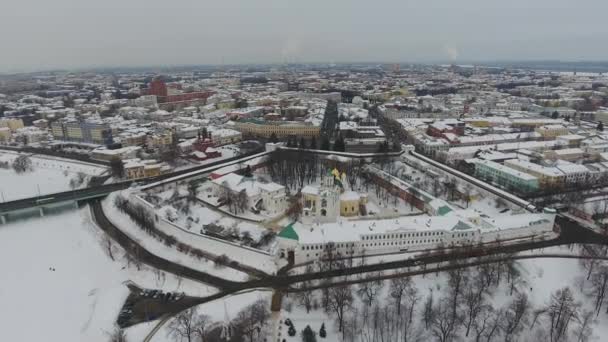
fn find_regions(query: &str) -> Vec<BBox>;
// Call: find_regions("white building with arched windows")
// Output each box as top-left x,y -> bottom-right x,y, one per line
278,208 -> 557,264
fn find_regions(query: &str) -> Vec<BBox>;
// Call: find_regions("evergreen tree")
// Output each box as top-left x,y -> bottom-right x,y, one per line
301,325 -> 317,342
319,323 -> 326,338
598,121 -> 604,132
309,136 -> 317,149
110,159 -> 125,179
288,325 -> 297,337
243,165 -> 253,178
299,137 -> 307,149
551,111 -> 559,119
333,136 -> 345,152
320,136 -> 331,151
269,132 -> 278,143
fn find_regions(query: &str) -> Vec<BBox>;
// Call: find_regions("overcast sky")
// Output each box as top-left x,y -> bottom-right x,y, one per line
1,0 -> 607,72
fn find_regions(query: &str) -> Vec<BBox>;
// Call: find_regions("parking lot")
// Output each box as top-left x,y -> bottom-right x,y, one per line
117,283 -> 205,328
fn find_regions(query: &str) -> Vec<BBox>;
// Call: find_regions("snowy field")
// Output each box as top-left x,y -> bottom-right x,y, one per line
0,208 -> 215,342
0,152 -> 107,201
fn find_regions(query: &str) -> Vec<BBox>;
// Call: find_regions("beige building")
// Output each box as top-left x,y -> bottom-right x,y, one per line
123,158 -> 165,179
535,124 -> 569,139
504,159 -> 564,188
146,131 -> 173,150
121,133 -> 147,146
234,119 -> 320,139
339,191 -> 367,217
0,118 -> 24,132
544,148 -> 584,162
210,128 -> 242,146
0,127 -> 12,142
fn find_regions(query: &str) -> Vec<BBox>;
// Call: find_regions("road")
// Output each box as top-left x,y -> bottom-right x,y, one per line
97,197 -> 608,328
93,194 -> 608,293
91,200 -> 243,290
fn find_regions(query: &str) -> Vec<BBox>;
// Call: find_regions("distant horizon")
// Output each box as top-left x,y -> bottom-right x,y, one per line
3,59 -> 608,76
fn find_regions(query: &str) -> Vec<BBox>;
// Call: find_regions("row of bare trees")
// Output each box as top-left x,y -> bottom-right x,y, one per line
161,299 -> 270,342
287,256 -> 597,342
113,195 -> 231,268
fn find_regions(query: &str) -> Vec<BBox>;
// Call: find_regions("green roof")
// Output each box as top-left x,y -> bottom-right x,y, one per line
451,220 -> 471,231
437,205 -> 453,216
278,223 -> 299,241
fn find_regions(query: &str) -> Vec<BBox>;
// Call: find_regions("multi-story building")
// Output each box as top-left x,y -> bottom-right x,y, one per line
0,127 -> 12,142
504,159 -> 560,188
146,131 -> 173,150
210,173 -> 288,217
473,159 -> 539,193
535,124 -> 569,139
123,158 -> 166,179
234,119 -> 320,139
144,78 -> 213,107
0,118 -> 24,132
51,120 -> 113,145
209,128 -> 242,146
278,209 -> 556,264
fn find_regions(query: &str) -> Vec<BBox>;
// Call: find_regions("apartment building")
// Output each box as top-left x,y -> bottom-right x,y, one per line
233,119 -> 320,139
473,159 -> 539,193
51,120 -> 113,145
0,118 -> 24,132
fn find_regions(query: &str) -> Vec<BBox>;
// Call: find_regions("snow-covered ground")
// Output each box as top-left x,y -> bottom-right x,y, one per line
0,152 -> 107,201
280,246 -> 608,342
0,208 -> 215,342
127,289 -> 273,342
102,193 -> 261,280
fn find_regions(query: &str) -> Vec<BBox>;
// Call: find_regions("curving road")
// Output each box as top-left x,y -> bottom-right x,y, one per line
93,196 -> 608,293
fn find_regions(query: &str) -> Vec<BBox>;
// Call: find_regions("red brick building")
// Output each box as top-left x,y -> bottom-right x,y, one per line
145,78 -> 214,105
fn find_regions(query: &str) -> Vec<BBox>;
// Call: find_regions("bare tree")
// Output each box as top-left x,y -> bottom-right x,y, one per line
328,284 -> 354,336
502,292 -> 531,342
447,263 -> 469,325
462,184 -> 474,208
295,266 -> 315,313
588,265 -> 608,315
236,189 -> 249,214
233,299 -> 271,342
388,276 -> 416,315
108,327 -> 128,342
544,287 -> 581,342
430,298 -> 459,342
123,244 -> 142,271
192,314 -> 212,342
168,308 -> 198,342
462,270 -> 491,337
471,305 -> 498,342
422,291 -> 435,330
357,273 -> 384,307
103,234 -> 115,261
573,310 -> 595,342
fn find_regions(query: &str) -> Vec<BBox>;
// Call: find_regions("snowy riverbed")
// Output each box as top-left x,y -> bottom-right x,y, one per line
0,208 -> 215,342
0,151 -> 107,201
